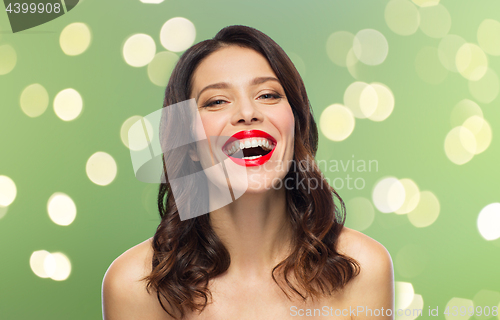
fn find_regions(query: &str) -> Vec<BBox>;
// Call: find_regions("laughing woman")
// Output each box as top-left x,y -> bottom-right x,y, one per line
102,25 -> 394,320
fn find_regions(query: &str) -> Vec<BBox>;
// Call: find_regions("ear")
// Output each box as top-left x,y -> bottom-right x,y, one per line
189,148 -> 199,161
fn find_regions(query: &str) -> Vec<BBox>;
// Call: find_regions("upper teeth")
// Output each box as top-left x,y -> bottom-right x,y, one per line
225,138 -> 274,156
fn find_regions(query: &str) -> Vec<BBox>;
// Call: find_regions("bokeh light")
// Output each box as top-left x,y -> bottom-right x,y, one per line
456,43 -> 488,81
30,250 -> 52,278
412,0 -> 439,7
461,116 -> 492,155
344,82 -> 377,119
418,4 -> 451,38
473,289 -> 500,320
444,126 -> 476,165
450,99 -> 483,128
444,298 -> 474,320
48,252 -> 72,281
368,83 -> 395,121
346,197 -> 375,231
53,88 -> 83,121
395,281 -> 415,310
477,19 -> 500,56
353,29 -> 389,66
372,177 -> 406,213
395,178 -> 420,215
326,31 -> 355,67
319,104 -> 355,141
0,44 -> 17,75
160,17 -> 196,52
0,175 -> 17,207
477,203 -> 500,241
438,34 -> 467,72
385,0 -> 420,36
0,205 -> 8,219
415,46 -> 448,84
47,192 -> 77,226
468,68 -> 499,103
396,294 -> 424,320
86,152 -> 118,186
120,115 -> 155,151
59,22 -> 92,56
20,83 -> 49,118
407,190 -> 440,227
122,34 -> 156,67
147,51 -> 179,86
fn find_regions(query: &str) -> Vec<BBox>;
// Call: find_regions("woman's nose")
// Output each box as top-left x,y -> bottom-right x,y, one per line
231,98 -> 264,125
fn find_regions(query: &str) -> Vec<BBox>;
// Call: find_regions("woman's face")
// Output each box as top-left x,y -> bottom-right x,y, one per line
189,45 -> 295,194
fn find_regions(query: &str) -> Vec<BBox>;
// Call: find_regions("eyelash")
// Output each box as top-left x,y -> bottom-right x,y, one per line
203,93 -> 283,108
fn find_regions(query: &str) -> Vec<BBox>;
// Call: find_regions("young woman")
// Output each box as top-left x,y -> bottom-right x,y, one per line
102,25 -> 394,320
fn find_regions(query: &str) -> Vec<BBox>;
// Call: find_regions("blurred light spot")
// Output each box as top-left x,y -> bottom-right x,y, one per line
0,44 -> 17,75
385,0 -> 420,36
456,43 -> 488,81
407,190 -> 440,227
412,0 -> 439,7
48,252 -> 71,281
473,289 -> 500,320
372,177 -> 406,213
477,19 -> 500,56
444,126 -> 476,165
353,29 -> 389,66
368,83 -> 395,121
450,99 -> 483,128
53,88 -> 83,121
346,48 -> 378,80
395,178 -> 420,214
418,4 -> 451,38
326,31 -> 354,67
444,298 -> 474,320
0,205 -> 8,219
462,116 -> 492,154
30,250 -> 51,278
395,281 -> 415,310
0,175 -> 17,207
415,46 -> 448,84
397,294 -> 424,320
60,22 -> 91,56
346,197 -> 375,231
147,51 -> 178,87
160,17 -> 196,52
20,83 -> 49,118
288,52 -> 306,78
344,82 -> 376,119
120,115 -> 154,151
469,68 -> 499,103
47,192 -> 76,226
86,152 -> 117,186
395,244 -> 428,277
438,34 -> 467,72
477,203 -> 500,241
123,34 -> 156,67
319,104 -> 355,141
140,0 -> 164,3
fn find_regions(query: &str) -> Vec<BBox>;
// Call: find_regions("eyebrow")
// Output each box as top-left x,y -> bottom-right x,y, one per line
195,76 -> 282,101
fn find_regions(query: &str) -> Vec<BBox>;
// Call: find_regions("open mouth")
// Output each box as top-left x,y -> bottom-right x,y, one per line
222,130 -> 277,166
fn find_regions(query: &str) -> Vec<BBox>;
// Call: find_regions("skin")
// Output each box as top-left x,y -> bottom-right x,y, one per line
102,46 -> 394,320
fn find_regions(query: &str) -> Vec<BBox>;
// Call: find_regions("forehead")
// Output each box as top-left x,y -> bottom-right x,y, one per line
191,46 -> 278,93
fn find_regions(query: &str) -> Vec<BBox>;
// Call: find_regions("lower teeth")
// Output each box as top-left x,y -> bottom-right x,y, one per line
243,155 -> 262,160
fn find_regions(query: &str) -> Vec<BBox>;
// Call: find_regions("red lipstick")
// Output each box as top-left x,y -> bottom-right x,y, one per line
222,130 -> 277,167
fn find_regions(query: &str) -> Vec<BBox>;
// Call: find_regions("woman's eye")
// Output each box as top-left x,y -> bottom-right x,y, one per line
259,93 -> 282,100
204,100 -> 226,107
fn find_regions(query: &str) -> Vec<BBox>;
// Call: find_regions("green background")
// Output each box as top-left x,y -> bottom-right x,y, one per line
0,0 -> 499,319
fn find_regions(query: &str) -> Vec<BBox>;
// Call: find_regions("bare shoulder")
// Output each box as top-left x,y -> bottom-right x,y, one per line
336,226 -> 393,273
336,227 -> 395,318
102,237 -> 174,320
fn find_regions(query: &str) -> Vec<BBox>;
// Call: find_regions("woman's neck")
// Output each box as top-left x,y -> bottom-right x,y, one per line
208,188 -> 293,282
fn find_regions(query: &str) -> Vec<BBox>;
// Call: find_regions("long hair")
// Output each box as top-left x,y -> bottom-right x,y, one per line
142,25 -> 360,319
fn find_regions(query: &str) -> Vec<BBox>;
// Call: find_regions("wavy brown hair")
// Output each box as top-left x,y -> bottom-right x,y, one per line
142,25 -> 360,319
